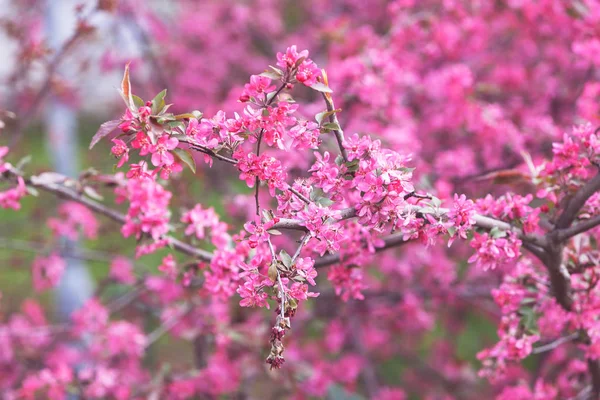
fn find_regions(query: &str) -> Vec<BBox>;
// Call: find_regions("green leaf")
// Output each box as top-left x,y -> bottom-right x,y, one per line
259,70 -> 282,80
315,108 -> 341,125
310,187 -> 325,202
268,262 -> 278,283
83,186 -> 104,201
265,91 -> 279,104
447,226 -> 457,237
279,250 -> 292,268
25,186 -> 39,197
132,95 -> 145,109
15,155 -> 32,171
151,89 -> 167,115
490,226 -> 507,238
89,120 -> 120,149
317,197 -> 334,207
321,122 -> 340,131
309,81 -> 333,93
174,113 -> 197,120
173,148 -> 196,174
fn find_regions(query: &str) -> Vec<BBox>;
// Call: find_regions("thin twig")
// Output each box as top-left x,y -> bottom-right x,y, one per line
532,333 -> 578,354
145,303 -> 192,348
321,92 -> 348,163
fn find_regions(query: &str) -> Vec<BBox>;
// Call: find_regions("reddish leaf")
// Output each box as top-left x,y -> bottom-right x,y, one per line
119,62 -> 135,111
89,120 -> 120,149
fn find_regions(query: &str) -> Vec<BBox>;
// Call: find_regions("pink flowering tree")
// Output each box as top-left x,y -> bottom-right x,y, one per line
5,1 -> 600,399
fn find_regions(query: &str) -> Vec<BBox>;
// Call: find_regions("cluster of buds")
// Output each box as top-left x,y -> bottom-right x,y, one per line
266,312 -> 290,370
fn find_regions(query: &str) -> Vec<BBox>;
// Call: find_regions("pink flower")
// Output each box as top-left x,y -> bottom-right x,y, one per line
150,135 -> 179,167
158,254 -> 177,280
109,256 -> 136,285
237,274 -> 269,309
47,201 -> 98,240
240,75 -> 276,101
276,45 -> 309,69
289,120 -> 321,149
126,162 -> 152,180
32,253 -> 65,292
295,257 -> 317,286
0,176 -> 27,210
99,321 -> 146,358
296,60 -> 321,86
447,193 -> 476,245
72,298 -> 109,335
468,232 -> 521,271
110,138 -> 129,168
185,118 -> 199,136
119,176 -> 172,240
131,131 -> 152,156
243,215 -> 276,248
288,282 -> 319,301
157,161 -> 183,180
181,204 -> 230,248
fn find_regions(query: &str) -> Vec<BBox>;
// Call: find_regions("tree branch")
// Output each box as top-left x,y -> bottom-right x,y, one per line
3,169 -> 214,262
556,173 -> 600,229
556,214 -> 600,241
322,92 -> 348,163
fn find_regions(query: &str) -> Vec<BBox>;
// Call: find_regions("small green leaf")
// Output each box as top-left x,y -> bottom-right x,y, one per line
15,155 -> 32,171
447,226 -> 457,237
490,226 -> 507,238
25,186 -> 39,197
151,89 -> 167,115
132,95 -> 145,109
259,70 -> 282,80
268,262 -> 278,283
174,113 -> 197,120
321,122 -> 340,131
310,187 -> 325,202
309,81 -> 333,93
317,197 -> 334,207
83,186 -> 104,201
315,108 -> 341,125
287,297 -> 298,311
173,148 -> 196,174
279,250 -> 292,268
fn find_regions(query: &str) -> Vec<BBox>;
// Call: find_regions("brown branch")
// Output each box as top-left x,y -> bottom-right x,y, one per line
3,168 -> 213,262
556,173 -> 600,229
588,359 -> 600,399
315,231 -> 409,269
556,215 -> 600,241
322,92 -> 348,163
